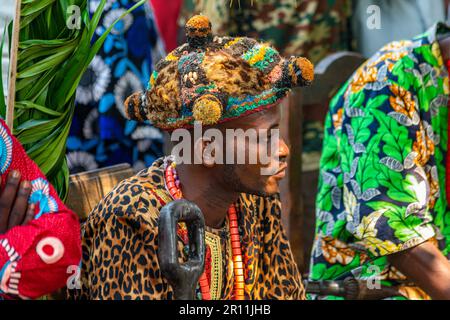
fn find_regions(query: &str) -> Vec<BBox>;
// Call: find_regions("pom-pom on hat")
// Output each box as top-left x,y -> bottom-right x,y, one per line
124,15 -> 314,130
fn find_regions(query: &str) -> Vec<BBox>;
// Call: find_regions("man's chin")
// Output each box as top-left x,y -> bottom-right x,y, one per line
241,190 -> 276,197
263,177 -> 281,194
240,182 -> 280,197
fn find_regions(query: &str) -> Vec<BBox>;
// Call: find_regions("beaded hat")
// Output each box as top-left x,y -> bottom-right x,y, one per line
124,15 -> 314,130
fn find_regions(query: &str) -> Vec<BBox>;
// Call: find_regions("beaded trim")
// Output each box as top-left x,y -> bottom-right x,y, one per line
154,188 -> 173,205
205,232 -> 223,300
160,88 -> 287,130
142,181 -> 173,205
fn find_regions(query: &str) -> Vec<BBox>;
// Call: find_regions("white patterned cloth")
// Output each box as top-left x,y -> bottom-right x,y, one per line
0,0 -> 15,98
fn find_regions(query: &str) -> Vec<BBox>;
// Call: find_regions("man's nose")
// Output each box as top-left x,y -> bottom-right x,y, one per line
279,138 -> 289,162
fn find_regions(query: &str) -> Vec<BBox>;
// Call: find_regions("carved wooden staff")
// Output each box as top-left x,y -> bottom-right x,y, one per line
158,199 -> 205,300
6,0 -> 21,128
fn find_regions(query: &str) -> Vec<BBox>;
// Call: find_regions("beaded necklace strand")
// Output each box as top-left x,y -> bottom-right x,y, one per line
164,161 -> 245,300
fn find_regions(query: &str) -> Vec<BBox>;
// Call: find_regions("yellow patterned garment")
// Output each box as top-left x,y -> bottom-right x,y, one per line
70,158 -> 304,300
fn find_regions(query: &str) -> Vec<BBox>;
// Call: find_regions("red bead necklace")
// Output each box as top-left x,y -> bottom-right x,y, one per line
164,161 -> 245,300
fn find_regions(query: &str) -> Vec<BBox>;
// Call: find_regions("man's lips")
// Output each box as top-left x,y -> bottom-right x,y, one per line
273,164 -> 287,179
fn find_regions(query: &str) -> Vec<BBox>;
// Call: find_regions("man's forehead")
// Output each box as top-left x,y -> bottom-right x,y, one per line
222,105 -> 281,130
246,106 -> 280,128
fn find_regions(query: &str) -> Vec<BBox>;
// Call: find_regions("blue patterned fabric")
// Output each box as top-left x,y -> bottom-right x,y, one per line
0,123 -> 12,174
68,0 -> 165,173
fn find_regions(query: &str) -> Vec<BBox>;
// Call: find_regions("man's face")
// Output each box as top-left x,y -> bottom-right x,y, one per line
218,104 -> 289,197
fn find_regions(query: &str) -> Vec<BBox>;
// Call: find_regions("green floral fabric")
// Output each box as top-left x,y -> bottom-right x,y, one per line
309,23 -> 450,300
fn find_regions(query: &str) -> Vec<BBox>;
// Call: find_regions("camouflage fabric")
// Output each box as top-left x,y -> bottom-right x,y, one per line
183,0 -> 352,64
181,0 -> 353,171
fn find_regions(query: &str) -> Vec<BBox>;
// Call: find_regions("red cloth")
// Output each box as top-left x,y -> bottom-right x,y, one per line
150,0 -> 182,51
0,118 -> 81,299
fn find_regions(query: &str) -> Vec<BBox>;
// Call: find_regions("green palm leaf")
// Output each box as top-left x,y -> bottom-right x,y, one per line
2,0 -> 146,200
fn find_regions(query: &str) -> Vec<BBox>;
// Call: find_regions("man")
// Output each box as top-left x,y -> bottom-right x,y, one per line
71,15 -> 314,300
0,118 -> 81,299
309,22 -> 450,299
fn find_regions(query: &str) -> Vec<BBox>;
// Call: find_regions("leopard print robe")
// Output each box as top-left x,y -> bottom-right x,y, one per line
69,158 -> 304,300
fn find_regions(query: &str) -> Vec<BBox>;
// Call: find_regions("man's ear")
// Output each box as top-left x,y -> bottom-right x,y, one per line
193,137 -> 215,167
203,138 -> 216,168
193,133 -> 223,168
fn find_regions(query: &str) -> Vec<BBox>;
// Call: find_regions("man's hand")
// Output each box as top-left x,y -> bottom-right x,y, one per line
388,240 -> 450,300
0,170 -> 35,234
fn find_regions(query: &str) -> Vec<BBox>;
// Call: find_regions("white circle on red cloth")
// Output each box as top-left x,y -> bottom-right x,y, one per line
36,237 -> 64,264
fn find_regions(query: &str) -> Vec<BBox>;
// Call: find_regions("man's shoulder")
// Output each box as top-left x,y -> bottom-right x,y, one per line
86,161 -> 170,225
329,39 -> 428,116
350,40 -> 416,89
